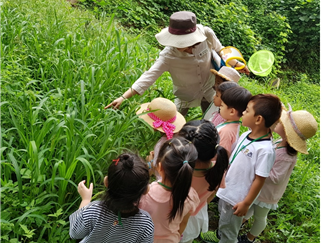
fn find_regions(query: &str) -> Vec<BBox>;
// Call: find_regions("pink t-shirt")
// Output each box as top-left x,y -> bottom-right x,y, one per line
257,148 -> 297,204
139,181 -> 200,243
217,122 -> 240,155
211,111 -> 226,127
191,162 -> 226,216
190,176 -> 213,216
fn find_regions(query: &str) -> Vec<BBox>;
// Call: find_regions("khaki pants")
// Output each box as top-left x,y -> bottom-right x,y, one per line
179,98 -> 211,116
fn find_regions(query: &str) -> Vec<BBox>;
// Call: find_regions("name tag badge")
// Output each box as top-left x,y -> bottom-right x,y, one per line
199,49 -> 209,57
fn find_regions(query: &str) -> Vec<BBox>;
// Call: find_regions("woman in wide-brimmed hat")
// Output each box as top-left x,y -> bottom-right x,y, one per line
237,105 -> 318,243
105,11 -> 249,116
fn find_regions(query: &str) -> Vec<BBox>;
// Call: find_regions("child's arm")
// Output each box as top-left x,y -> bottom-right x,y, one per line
179,212 -> 191,235
232,175 -> 266,216
78,180 -> 93,209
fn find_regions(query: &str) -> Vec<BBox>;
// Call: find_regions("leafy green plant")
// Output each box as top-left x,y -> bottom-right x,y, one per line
268,0 -> 320,76
243,0 -> 320,80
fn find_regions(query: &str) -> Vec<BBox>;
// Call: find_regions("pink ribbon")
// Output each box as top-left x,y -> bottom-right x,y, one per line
287,104 -> 306,140
147,108 -> 176,139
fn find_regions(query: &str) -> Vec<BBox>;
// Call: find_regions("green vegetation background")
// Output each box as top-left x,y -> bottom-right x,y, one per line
1,0 -> 319,242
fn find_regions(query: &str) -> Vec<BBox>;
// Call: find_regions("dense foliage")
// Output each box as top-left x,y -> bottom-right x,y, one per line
1,0 -> 319,242
81,0 -> 319,80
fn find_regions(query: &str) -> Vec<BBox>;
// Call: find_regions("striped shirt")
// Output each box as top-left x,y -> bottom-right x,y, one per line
69,201 -> 154,243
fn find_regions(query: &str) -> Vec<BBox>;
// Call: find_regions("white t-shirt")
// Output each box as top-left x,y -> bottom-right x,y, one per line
217,131 -> 275,206
132,25 -> 224,108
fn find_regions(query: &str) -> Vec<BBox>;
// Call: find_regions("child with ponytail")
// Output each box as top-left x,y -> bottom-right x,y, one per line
178,119 -> 229,243
69,153 -> 154,243
238,106 -> 318,243
139,136 -> 200,243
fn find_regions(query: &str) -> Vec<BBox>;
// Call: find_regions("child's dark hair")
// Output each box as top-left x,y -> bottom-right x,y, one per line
221,86 -> 252,117
279,123 -> 298,156
250,94 -> 282,128
285,142 -> 298,156
216,81 -> 239,94
178,120 -> 229,191
101,153 -> 149,217
157,136 -> 198,222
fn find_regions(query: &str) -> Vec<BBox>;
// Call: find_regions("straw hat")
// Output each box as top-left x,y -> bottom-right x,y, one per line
210,66 -> 241,82
155,11 -> 207,48
136,98 -> 186,139
279,105 -> 318,154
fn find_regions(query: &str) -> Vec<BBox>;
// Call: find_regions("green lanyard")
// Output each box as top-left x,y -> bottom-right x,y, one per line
194,163 -> 214,171
216,121 -> 241,129
274,140 -> 285,149
158,182 -> 172,190
229,132 -> 270,165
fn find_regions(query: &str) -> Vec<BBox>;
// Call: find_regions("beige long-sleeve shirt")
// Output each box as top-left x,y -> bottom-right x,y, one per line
132,25 -> 224,108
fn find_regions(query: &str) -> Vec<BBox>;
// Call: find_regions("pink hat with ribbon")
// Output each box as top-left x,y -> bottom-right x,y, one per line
136,98 -> 186,139
155,11 -> 207,48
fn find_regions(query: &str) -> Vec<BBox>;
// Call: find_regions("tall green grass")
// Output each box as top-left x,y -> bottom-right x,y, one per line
1,0 -> 160,241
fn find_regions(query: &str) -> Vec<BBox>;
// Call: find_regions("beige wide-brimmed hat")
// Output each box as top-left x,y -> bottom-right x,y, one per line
279,104 -> 318,154
210,66 -> 241,82
136,97 -> 186,139
155,11 -> 207,48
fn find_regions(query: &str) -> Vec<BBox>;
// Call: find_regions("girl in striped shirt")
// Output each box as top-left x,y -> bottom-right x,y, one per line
69,153 -> 154,243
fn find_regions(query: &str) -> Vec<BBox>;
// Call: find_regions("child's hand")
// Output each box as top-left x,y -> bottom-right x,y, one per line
78,180 -> 93,201
239,65 -> 250,75
232,201 -> 250,217
146,151 -> 155,176
146,151 -> 154,163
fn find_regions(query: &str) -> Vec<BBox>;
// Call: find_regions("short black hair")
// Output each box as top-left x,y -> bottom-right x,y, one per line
250,94 -> 282,128
221,86 -> 252,117
217,81 -> 239,95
